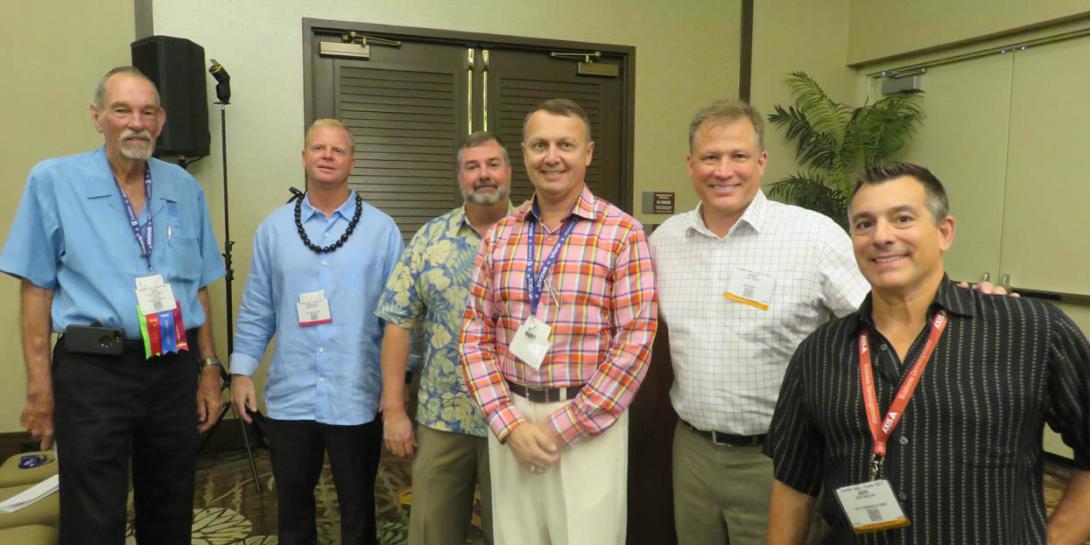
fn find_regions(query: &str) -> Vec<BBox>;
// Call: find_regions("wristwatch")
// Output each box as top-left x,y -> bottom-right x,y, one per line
200,357 -> 223,371
200,357 -> 227,381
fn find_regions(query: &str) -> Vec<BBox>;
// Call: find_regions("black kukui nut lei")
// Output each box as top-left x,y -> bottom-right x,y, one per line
294,193 -> 363,253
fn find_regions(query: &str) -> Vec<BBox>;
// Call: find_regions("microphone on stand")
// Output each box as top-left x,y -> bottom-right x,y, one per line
208,58 -> 231,104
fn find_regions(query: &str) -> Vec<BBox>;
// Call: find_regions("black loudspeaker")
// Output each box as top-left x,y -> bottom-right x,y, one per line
131,36 -> 210,158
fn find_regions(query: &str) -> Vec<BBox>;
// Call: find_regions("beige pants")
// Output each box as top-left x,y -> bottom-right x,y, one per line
409,425 -> 492,545
672,422 -> 773,545
488,395 -> 629,545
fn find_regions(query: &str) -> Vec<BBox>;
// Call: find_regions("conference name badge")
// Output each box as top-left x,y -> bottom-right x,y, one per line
297,290 -> 332,326
723,267 -> 775,310
834,479 -> 910,534
510,316 -> 551,370
134,274 -> 188,359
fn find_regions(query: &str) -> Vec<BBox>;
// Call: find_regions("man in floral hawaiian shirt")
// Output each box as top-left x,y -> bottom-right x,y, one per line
375,131 -> 513,545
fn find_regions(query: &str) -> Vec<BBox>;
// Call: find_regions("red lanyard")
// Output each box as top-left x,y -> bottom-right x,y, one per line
859,309 -> 948,479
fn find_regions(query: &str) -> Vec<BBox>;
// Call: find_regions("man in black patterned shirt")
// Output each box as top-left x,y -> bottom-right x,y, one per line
765,162 -> 1090,545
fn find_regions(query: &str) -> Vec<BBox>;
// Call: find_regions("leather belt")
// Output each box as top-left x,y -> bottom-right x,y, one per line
506,380 -> 582,403
679,418 -> 765,447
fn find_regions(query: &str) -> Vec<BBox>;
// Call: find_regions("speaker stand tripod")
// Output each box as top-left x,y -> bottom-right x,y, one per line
195,101 -> 263,493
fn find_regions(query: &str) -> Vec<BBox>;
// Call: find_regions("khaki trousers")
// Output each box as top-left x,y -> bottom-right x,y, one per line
672,421 -> 773,545
409,425 -> 492,545
489,396 -> 628,545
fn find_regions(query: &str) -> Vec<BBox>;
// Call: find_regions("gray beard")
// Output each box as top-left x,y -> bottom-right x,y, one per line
120,142 -> 154,160
463,187 -> 509,205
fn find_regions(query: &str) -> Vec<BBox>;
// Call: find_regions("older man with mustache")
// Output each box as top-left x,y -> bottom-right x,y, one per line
0,66 -> 226,545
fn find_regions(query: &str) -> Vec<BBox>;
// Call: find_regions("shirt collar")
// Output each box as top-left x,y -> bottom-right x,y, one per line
854,274 -> 975,331
84,147 -> 179,207
300,190 -> 357,222
518,185 -> 600,224
685,189 -> 769,238
454,202 -> 516,237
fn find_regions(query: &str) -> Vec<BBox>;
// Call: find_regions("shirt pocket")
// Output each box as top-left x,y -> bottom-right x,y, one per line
165,225 -> 202,282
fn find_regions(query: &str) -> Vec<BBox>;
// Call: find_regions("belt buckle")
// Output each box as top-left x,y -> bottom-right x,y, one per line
710,431 -> 731,447
525,386 -> 551,403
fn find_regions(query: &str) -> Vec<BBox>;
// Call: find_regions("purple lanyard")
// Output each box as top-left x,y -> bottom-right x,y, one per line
525,217 -> 577,315
116,168 -> 153,270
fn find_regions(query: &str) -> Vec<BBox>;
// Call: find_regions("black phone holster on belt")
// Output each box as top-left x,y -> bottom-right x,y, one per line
63,323 -> 125,356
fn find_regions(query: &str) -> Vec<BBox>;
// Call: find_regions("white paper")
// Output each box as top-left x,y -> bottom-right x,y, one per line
0,474 -> 59,513
298,290 -> 326,303
297,299 -> 332,325
510,317 -> 551,370
134,274 -> 165,290
724,267 -> 776,310
136,283 -> 177,314
835,479 -> 909,531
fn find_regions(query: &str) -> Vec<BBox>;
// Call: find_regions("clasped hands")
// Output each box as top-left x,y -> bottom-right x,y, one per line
509,422 -> 561,474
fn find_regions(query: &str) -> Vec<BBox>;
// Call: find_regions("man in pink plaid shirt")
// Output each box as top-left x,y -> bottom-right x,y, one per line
460,98 -> 658,545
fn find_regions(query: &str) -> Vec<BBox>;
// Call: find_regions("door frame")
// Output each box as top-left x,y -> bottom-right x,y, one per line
302,18 -> 636,211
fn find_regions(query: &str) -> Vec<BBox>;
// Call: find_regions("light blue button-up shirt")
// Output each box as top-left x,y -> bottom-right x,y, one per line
230,192 -> 403,425
0,147 -> 225,339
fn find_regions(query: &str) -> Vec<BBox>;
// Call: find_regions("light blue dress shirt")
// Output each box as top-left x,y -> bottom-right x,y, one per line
230,192 -> 403,425
0,147 -> 225,339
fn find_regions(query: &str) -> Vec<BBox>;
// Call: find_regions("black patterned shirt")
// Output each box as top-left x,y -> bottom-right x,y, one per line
766,277 -> 1090,544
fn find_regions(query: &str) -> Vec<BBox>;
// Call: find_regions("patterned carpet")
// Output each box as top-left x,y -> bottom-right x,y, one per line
172,446 -> 484,545
169,444 -> 1081,545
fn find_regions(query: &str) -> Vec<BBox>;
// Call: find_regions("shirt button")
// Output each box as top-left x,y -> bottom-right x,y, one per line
318,347 -> 325,353
320,260 -> 328,266
324,232 -> 330,237
880,345 -> 889,352
899,436 -> 909,445
898,492 -> 908,501
318,377 -> 325,382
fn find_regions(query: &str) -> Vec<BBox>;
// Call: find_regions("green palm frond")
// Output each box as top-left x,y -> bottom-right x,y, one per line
768,105 -> 839,171
842,92 -> 924,168
767,71 -> 925,231
786,71 -> 853,141
766,173 -> 850,230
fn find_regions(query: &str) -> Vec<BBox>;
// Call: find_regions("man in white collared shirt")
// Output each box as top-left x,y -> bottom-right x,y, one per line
649,99 -> 868,545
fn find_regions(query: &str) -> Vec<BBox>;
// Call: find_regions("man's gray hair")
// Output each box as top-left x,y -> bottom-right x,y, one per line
456,131 -> 510,168
688,98 -> 764,152
93,66 -> 160,108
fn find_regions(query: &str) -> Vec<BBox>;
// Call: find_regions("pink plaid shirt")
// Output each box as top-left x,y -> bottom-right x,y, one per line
460,186 -> 658,447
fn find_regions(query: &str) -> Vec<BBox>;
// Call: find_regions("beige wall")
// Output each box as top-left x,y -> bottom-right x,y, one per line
848,0 -> 1090,64
751,0 -> 858,192
151,0 -> 743,409
852,12 -> 1090,458
0,2 -> 135,432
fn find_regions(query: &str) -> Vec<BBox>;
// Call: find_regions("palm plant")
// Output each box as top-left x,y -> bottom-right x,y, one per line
767,71 -> 924,230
